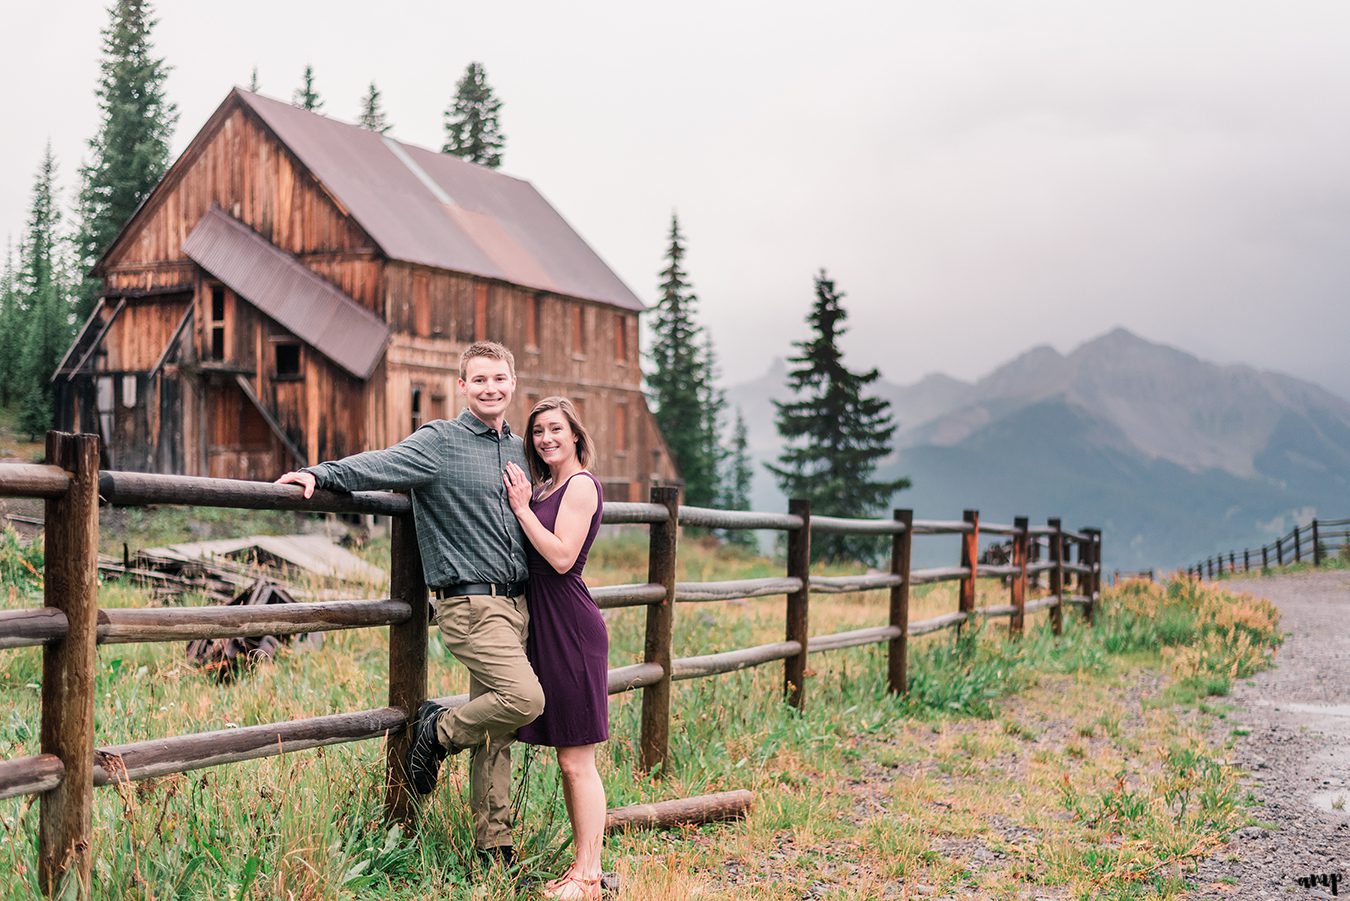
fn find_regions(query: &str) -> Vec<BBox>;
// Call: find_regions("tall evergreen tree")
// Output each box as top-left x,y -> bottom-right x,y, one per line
719,408 -> 757,550
0,240 -> 19,407
248,65 -> 260,92
646,213 -> 722,506
358,81 -> 392,133
74,0 -> 177,322
293,64 -> 323,111
17,145 -> 74,437
767,270 -> 908,563
442,62 -> 504,168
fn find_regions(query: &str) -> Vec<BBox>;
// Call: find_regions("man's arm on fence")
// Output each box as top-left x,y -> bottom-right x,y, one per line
291,424 -> 446,494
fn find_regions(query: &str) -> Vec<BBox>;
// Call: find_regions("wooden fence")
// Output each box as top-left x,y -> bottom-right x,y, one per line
0,432 -> 1103,895
1187,517 -> 1350,579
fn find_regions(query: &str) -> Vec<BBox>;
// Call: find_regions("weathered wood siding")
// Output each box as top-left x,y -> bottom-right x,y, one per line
380,264 -> 675,500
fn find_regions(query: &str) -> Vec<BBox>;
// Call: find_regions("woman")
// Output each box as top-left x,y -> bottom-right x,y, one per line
503,397 -> 607,901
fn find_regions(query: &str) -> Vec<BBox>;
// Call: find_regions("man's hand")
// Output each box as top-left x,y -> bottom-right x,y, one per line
275,470 -> 317,499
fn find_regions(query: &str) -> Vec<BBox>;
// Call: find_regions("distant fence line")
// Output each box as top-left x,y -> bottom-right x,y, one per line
1187,518 -> 1350,579
0,432 -> 1102,897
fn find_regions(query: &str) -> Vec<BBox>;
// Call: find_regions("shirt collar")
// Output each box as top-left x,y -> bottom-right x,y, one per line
457,409 -> 513,438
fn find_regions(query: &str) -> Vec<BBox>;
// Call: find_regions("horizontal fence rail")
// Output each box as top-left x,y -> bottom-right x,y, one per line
0,433 -> 1103,898
1187,516 -> 1350,579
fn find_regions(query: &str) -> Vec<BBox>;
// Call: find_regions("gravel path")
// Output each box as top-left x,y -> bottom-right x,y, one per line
1192,571 -> 1350,899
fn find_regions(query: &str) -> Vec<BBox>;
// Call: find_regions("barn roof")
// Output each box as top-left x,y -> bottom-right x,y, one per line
233,89 -> 644,312
184,206 -> 390,379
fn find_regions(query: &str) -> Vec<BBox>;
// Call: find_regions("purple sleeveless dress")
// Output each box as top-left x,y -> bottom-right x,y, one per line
517,472 -> 609,748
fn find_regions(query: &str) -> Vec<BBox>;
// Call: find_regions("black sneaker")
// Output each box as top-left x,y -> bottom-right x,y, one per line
406,700 -> 449,795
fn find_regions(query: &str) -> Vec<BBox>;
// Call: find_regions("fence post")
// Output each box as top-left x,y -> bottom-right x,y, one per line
888,509 -> 913,693
1083,528 -> 1100,624
1313,520 -> 1322,567
1294,526 -> 1302,563
1047,517 -> 1064,636
1262,545 -> 1269,570
640,486 -> 680,773
1205,557 -> 1213,579
38,432 -> 99,899
1010,516 -> 1028,636
958,509 -> 979,631
1244,549 -> 1249,572
784,499 -> 812,709
384,512 -> 428,828
1276,538 -> 1284,566
1028,534 -> 1041,590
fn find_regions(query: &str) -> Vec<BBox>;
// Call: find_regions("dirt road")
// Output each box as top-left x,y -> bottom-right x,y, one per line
1193,571 -> 1350,898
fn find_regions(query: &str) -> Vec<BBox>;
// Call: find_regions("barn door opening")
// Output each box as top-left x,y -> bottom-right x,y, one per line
205,380 -> 282,480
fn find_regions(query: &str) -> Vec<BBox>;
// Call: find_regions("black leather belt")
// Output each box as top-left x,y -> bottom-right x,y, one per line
433,581 -> 526,599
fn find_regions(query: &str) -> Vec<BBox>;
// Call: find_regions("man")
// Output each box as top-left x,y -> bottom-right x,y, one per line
276,340 -> 542,863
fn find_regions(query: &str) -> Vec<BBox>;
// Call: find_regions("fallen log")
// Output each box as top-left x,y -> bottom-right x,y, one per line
604,789 -> 753,833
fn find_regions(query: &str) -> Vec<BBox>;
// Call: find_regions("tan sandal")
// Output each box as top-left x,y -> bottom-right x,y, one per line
543,874 -> 601,900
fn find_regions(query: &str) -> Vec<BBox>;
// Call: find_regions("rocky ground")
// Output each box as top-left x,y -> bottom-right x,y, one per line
1192,571 -> 1350,899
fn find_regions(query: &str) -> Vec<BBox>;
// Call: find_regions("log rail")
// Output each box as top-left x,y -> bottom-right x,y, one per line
0,431 -> 1103,896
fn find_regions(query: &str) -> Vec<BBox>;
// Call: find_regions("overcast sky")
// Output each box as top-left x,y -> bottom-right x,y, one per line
4,1 -> 1350,397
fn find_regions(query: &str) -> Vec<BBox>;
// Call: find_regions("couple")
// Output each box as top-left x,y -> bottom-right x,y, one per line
276,341 -> 608,900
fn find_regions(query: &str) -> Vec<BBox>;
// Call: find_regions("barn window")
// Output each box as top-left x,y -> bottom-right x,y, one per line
614,314 -> 628,364
411,386 -> 425,433
527,293 -> 543,349
122,375 -> 137,409
571,306 -> 585,357
474,284 -> 489,341
274,342 -> 301,379
209,284 -> 226,361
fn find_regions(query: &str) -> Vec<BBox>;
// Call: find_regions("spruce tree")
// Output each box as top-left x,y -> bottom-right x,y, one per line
293,64 -> 323,111
646,213 -> 721,506
0,241 -> 19,408
358,81 -> 392,133
17,145 -> 73,438
767,270 -> 908,563
74,0 -> 177,322
442,62 -> 504,168
720,408 -> 757,550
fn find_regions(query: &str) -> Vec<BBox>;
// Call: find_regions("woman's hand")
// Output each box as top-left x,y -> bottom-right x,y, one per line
503,462 -> 533,514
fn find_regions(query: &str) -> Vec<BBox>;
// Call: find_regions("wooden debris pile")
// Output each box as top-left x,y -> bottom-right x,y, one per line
186,579 -> 322,681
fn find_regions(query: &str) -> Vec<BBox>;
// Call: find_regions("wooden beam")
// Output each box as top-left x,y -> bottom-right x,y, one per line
233,374 -> 306,467
64,299 -> 127,380
148,306 -> 195,379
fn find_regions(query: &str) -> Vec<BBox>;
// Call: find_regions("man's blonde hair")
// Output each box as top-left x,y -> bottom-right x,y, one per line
459,341 -> 516,380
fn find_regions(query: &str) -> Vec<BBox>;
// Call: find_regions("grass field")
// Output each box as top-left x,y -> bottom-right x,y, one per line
0,514 -> 1282,900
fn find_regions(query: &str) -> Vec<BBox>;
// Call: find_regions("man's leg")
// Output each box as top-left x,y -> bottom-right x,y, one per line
434,593 -> 540,850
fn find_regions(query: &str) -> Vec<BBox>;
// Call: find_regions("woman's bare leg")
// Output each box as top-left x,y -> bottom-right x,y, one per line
555,744 -> 605,881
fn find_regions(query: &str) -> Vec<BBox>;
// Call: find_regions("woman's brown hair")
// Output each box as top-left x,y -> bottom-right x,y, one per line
523,396 -> 594,484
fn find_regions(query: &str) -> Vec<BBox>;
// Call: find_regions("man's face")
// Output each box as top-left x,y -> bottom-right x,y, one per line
459,356 -> 516,424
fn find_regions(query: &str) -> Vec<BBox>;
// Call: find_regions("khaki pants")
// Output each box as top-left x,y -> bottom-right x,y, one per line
432,592 -> 544,850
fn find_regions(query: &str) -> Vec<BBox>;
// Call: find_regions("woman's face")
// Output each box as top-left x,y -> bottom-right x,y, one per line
532,408 -> 578,472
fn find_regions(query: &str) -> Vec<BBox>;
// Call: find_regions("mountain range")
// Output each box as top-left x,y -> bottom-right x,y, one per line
727,328 -> 1350,571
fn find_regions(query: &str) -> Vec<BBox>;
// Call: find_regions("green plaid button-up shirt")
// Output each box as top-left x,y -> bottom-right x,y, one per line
305,410 -> 529,589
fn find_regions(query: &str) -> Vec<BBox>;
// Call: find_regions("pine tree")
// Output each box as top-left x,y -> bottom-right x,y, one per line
646,213 -> 722,506
17,145 -> 73,438
0,240 -> 19,407
358,81 -> 392,133
442,62 -> 504,168
719,408 -> 757,550
767,270 -> 908,563
248,65 -> 260,92
74,0 -> 177,322
293,64 -> 323,111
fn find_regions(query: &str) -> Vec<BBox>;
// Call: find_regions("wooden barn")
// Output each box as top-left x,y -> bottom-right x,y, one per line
53,87 -> 677,501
